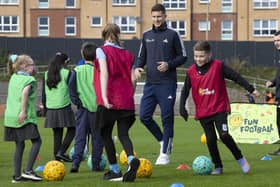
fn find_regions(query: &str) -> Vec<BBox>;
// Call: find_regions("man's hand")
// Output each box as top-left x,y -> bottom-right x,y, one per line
157,61 -> 168,72
266,81 -> 273,88
180,108 -> 189,122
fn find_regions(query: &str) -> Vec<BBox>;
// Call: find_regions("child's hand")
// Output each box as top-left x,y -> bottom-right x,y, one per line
180,108 -> 189,122
252,90 -> 260,97
134,68 -> 144,80
18,111 -> 27,124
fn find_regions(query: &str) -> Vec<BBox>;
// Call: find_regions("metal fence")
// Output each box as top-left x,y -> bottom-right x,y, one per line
0,37 -> 280,67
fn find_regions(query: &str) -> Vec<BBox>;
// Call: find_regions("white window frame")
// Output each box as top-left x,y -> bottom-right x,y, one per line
65,16 -> 76,36
0,16 -> 19,32
200,0 -> 210,4
198,21 -> 211,31
91,16 -> 102,27
38,16 -> 49,36
253,19 -> 277,37
113,16 -> 136,33
221,20 -> 233,40
162,0 -> 186,10
38,0 -> 49,9
222,0 -> 232,12
65,0 -> 75,8
167,20 -> 186,37
253,0 -> 278,9
0,0 -> 18,5
112,0 -> 136,6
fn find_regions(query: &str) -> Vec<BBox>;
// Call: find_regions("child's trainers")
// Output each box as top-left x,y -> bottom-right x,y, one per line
211,167 -> 223,175
11,176 -> 28,183
103,170 -> 123,181
22,170 -> 42,181
237,157 -> 250,174
123,158 -> 140,182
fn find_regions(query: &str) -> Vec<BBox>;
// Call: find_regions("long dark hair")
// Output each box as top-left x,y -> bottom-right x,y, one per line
46,52 -> 70,89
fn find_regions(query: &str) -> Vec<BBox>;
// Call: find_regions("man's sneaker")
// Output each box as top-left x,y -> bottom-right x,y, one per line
211,168 -> 223,175
237,157 -> 250,174
155,153 -> 169,165
123,158 -> 140,182
70,163 -> 79,173
11,176 -> 29,183
22,170 -> 42,181
103,170 -> 122,181
268,148 -> 280,156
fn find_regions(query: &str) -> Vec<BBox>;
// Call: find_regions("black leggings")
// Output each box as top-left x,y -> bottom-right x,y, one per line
14,137 -> 42,177
200,113 -> 243,168
96,106 -> 135,165
52,127 -> 75,156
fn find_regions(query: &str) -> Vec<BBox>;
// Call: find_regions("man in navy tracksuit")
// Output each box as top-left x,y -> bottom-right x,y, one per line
134,3 -> 187,165
266,30 -> 280,156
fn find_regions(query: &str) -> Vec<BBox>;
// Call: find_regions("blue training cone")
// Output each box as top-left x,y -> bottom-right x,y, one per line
35,165 -> 45,171
261,155 -> 272,161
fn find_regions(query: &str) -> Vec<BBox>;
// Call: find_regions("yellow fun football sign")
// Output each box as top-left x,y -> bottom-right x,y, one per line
228,103 -> 279,144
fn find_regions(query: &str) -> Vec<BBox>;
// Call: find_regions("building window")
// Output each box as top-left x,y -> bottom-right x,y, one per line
221,20 -> 233,40
162,0 -> 186,9
113,16 -> 136,33
0,16 -> 18,32
253,0 -> 277,9
91,16 -> 102,27
254,19 -> 277,36
65,17 -> 76,36
38,16 -> 49,36
38,0 -> 48,8
65,0 -> 75,8
222,0 -> 232,12
167,20 -> 186,37
200,0 -> 210,4
112,0 -> 136,6
198,21 -> 210,31
0,0 -> 18,5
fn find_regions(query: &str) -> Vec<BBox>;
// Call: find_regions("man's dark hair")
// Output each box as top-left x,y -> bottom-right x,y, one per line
151,3 -> 166,14
274,31 -> 280,36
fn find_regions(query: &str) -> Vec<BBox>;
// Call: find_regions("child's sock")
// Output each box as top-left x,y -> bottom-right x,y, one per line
127,155 -> 135,165
109,163 -> 120,174
237,157 -> 250,174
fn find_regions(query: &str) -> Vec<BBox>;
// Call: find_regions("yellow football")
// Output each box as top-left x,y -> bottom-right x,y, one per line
43,160 -> 65,181
200,133 -> 207,145
136,158 -> 152,178
119,150 -> 137,165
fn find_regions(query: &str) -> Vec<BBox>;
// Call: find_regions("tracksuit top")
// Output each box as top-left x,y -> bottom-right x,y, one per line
94,45 -> 135,110
188,59 -> 230,119
74,64 -> 97,112
270,50 -> 280,102
44,68 -> 71,109
4,73 -> 37,127
136,22 -> 187,84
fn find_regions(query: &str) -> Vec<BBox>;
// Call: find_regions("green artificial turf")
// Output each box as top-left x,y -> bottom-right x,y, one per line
0,117 -> 279,187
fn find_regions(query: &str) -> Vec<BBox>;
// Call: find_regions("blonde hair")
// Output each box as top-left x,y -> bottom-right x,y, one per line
102,23 -> 121,46
13,55 -> 34,72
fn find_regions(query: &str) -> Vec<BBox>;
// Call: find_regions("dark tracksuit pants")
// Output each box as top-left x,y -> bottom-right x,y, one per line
72,107 -> 104,170
199,112 -> 243,169
277,107 -> 280,137
139,83 -> 176,154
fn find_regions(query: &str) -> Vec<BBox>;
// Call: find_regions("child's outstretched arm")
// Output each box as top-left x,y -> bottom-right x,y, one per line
179,75 -> 191,121
18,84 -> 31,124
